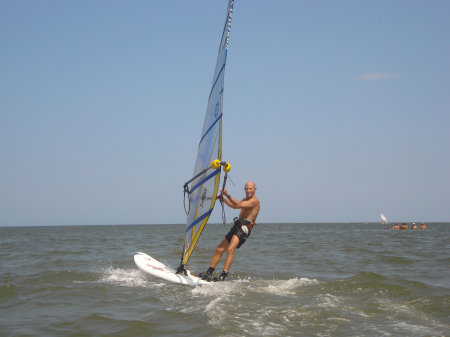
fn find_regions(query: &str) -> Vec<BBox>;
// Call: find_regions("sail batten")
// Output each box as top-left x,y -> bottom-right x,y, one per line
181,0 -> 234,267
189,169 -> 221,195
186,209 -> 214,233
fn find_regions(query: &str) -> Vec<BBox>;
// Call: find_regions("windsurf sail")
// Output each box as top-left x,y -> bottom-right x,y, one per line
380,213 -> 388,224
179,0 -> 234,269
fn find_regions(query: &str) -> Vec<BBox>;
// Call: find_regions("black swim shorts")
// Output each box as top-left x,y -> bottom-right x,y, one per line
224,218 -> 253,248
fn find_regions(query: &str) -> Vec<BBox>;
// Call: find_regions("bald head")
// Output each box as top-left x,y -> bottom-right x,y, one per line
244,181 -> 257,197
245,181 -> 256,189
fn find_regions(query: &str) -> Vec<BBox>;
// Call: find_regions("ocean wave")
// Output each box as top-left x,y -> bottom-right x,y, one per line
97,267 -> 150,288
321,271 -> 434,296
191,278 -> 249,297
258,277 -> 318,296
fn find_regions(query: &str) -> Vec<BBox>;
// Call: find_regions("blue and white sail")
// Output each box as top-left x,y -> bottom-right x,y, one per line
181,0 -> 234,266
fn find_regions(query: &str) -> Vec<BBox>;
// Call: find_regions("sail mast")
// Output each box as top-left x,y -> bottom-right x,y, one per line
180,0 -> 234,267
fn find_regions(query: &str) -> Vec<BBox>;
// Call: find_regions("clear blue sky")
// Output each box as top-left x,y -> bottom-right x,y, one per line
1,0 -> 449,226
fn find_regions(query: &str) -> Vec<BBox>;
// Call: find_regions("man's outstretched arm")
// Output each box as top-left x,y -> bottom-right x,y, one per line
221,190 -> 257,209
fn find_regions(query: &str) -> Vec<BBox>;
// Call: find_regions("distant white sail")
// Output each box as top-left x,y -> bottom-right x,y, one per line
380,213 -> 388,224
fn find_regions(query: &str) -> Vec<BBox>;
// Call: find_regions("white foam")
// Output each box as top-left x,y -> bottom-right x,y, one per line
205,295 -> 226,312
318,293 -> 341,308
327,316 -> 351,322
392,321 -> 435,335
190,280 -> 253,331
261,277 -> 317,295
191,279 -> 244,297
192,277 -> 319,336
98,267 -> 150,287
377,298 -> 421,319
246,320 -> 285,336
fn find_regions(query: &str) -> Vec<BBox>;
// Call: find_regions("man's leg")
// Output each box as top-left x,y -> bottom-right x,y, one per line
223,235 -> 240,272
212,235 -> 239,281
210,238 -> 229,268
199,238 -> 229,280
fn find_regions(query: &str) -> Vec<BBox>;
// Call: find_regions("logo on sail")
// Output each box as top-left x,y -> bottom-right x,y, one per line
215,102 -> 220,117
200,188 -> 207,207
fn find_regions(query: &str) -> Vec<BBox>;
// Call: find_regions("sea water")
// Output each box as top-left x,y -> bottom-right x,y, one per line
0,223 -> 448,337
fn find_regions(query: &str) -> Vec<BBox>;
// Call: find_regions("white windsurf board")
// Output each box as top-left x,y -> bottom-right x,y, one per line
134,252 -> 209,286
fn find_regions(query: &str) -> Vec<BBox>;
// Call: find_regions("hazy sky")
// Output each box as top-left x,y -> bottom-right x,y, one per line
1,0 -> 449,226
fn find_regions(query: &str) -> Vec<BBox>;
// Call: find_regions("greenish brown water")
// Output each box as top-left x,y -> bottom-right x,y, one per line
1,223 -> 448,336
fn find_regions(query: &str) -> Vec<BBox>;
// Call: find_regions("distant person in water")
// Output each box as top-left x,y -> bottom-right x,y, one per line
400,223 -> 408,230
420,223 -> 427,230
393,223 -> 400,230
199,181 -> 260,282
411,223 -> 418,229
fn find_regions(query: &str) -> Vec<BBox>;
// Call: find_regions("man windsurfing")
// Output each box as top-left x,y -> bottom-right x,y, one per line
199,181 -> 260,281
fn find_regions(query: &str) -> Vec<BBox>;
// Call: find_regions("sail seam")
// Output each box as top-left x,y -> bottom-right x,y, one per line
199,113 -> 222,145
208,63 -> 226,101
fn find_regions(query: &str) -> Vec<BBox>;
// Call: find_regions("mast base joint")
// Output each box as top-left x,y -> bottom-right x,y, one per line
176,263 -> 187,275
